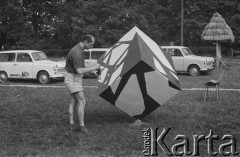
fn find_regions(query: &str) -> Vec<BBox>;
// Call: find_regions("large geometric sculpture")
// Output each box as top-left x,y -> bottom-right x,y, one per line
97,26 -> 181,120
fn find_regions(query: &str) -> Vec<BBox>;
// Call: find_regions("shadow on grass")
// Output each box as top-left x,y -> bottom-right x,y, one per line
6,78 -> 64,84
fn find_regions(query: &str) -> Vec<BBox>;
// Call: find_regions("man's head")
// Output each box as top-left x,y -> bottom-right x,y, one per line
82,34 -> 95,49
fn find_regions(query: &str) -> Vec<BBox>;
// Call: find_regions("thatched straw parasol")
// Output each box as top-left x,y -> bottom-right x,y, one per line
201,12 -> 234,69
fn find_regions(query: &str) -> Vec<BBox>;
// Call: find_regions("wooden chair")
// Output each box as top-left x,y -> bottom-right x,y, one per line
204,71 -> 225,102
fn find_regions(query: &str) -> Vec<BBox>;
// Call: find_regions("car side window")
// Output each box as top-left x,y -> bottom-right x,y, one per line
84,51 -> 90,59
17,53 -> 32,62
173,49 -> 183,56
163,49 -> 174,56
0,53 -> 16,62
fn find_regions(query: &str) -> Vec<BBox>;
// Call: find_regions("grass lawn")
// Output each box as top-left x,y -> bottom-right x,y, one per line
0,58 -> 240,156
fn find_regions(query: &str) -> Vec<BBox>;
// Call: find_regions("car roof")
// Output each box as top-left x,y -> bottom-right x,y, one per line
161,46 -> 187,49
84,48 -> 110,52
0,50 -> 42,53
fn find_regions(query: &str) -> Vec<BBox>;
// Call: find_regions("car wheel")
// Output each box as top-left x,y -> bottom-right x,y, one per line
38,71 -> 50,84
0,71 -> 8,83
188,65 -> 200,76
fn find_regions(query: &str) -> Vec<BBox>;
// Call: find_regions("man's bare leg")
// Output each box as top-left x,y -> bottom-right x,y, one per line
75,91 -> 86,126
69,94 -> 75,125
72,91 -> 88,134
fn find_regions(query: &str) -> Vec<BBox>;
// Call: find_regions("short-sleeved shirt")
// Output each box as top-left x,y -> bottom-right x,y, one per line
65,44 -> 85,74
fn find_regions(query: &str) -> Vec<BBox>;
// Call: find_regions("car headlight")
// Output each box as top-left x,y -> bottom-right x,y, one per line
204,61 -> 213,67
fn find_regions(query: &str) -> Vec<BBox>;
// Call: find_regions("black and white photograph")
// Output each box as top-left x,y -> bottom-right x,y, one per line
0,0 -> 240,156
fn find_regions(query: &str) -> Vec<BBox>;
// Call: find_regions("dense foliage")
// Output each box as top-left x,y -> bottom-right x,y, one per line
0,0 -> 240,53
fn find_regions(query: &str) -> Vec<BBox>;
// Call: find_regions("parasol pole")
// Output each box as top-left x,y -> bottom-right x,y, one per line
216,41 -> 220,69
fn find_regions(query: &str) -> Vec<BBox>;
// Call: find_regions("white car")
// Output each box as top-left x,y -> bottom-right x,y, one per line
161,46 -> 215,76
0,50 -> 66,84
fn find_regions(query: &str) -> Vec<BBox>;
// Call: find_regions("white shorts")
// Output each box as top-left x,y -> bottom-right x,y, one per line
64,73 -> 83,93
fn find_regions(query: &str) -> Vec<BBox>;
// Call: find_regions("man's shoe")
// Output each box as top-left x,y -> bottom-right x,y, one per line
69,124 -> 76,132
78,126 -> 89,134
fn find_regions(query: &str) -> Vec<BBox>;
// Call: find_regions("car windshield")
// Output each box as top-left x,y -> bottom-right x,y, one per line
32,52 -> 48,61
181,48 -> 193,56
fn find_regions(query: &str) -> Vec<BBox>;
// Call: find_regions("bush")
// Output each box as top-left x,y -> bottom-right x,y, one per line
190,46 -> 232,57
190,47 -> 215,56
42,49 -> 70,57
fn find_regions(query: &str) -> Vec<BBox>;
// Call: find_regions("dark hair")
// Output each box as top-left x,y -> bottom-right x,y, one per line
82,34 -> 94,43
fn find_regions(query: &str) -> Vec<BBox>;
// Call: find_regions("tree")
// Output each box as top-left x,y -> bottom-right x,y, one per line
22,0 -> 59,38
0,0 -> 9,9
0,0 -> 31,49
1,0 -> 240,51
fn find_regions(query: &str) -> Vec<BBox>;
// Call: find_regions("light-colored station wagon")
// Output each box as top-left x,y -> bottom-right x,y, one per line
0,50 -> 66,84
84,48 -> 109,78
84,48 -> 109,68
161,46 -> 215,76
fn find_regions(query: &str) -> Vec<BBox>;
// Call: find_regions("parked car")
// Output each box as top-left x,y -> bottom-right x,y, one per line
83,48 -> 109,78
161,46 -> 215,76
0,50 -> 66,84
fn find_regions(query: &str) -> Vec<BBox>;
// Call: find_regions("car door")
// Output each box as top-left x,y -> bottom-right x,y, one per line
171,49 -> 184,71
0,53 -> 16,77
13,53 -> 33,78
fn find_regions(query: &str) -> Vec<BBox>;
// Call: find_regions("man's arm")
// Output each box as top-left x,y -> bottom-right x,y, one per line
76,64 -> 100,75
